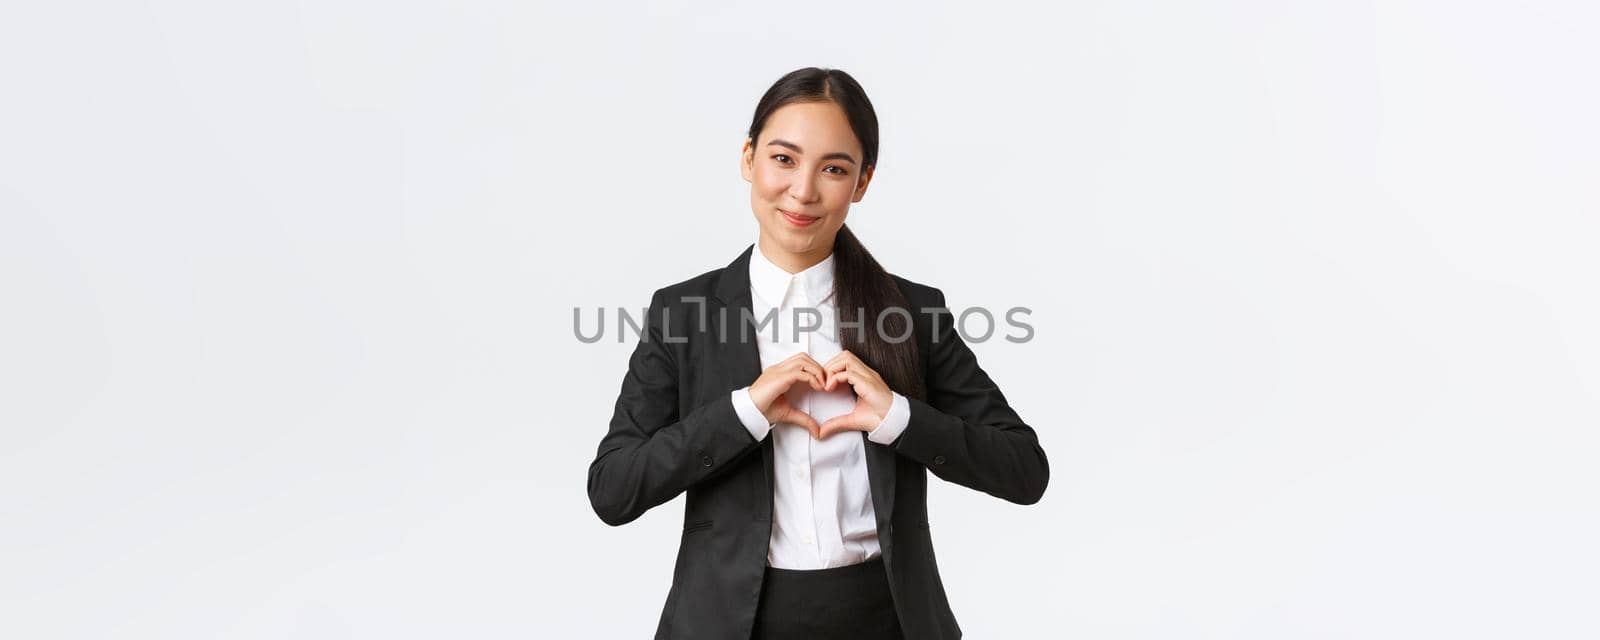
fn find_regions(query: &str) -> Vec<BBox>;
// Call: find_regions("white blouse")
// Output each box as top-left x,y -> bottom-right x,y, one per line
729,240 -> 911,570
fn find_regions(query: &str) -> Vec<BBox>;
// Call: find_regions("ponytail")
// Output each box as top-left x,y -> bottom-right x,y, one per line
833,224 -> 926,402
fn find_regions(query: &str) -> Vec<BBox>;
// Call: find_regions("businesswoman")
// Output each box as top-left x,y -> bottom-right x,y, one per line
587,67 -> 1048,640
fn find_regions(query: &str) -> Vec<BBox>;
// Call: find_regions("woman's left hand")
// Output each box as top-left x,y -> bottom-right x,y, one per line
814,350 -> 895,440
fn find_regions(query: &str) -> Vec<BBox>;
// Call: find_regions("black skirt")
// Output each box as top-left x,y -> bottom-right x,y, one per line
750,556 -> 905,640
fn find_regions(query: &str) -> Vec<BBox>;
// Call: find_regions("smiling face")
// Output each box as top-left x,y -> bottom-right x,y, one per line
741,100 -> 875,271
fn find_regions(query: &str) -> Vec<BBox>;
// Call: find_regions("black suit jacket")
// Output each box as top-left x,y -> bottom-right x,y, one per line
587,244 -> 1049,639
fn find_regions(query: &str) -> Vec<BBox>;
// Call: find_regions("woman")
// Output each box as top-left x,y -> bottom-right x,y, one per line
587,67 -> 1048,640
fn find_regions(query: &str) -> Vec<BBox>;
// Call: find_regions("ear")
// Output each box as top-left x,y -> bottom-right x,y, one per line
740,137 -> 754,183
850,164 -> 875,203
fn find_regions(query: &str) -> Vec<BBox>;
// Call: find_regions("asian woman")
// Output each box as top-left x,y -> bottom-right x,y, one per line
587,66 -> 1048,640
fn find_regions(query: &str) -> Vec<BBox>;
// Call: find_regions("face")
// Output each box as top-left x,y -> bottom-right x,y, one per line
741,100 -> 874,264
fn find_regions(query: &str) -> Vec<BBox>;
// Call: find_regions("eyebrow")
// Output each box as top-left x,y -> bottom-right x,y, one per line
765,139 -> 858,165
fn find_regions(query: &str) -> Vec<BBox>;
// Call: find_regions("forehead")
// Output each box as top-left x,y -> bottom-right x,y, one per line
760,101 -> 862,157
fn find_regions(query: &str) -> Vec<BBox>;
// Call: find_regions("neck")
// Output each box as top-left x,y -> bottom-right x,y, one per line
758,233 -> 834,274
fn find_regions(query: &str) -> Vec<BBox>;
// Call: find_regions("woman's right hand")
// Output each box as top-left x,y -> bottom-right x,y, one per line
748,353 -> 828,435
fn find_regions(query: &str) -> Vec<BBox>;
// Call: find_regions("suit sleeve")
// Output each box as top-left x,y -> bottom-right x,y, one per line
891,288 -> 1050,505
586,289 -> 762,526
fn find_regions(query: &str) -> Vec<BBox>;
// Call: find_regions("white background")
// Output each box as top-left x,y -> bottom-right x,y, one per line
3,1 -> 1597,638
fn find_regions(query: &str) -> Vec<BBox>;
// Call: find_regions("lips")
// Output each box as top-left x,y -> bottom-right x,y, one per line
780,209 -> 819,227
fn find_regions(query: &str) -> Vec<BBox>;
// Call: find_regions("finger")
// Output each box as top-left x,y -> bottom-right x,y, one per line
777,354 -> 815,384
775,399 -> 818,437
823,353 -> 869,382
772,358 -> 817,391
785,352 -> 825,371
829,368 -> 875,393
826,369 -> 852,391
776,369 -> 812,394
823,349 -> 858,371
762,393 -> 790,420
846,359 -> 885,391
793,368 -> 824,391
822,357 -> 844,388
773,397 -> 821,435
818,416 -> 838,439
791,362 -> 825,390
754,372 -> 801,410
790,409 -> 822,439
786,355 -> 826,383
818,413 -> 862,439
801,355 -> 829,388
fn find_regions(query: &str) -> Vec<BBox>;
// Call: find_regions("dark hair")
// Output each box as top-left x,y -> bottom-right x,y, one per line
746,67 -> 926,402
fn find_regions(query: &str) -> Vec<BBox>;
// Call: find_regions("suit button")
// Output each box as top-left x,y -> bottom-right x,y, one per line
933,455 -> 946,466
701,454 -> 713,468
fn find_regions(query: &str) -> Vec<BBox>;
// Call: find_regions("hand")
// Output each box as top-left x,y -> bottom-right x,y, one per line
748,353 -> 827,435
815,350 -> 894,440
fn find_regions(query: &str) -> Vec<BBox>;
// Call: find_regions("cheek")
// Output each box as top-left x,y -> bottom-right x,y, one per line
828,179 -> 857,199
824,180 -> 858,207
751,166 -> 786,198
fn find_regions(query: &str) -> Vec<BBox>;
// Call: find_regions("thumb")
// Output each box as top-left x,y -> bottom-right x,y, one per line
818,413 -> 860,440
784,406 -> 823,439
769,396 -> 822,437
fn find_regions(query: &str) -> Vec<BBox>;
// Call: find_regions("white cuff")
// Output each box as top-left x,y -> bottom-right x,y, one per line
866,391 -> 910,445
731,386 -> 772,442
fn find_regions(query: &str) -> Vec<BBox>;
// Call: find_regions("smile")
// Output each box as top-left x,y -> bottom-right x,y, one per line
780,209 -> 820,227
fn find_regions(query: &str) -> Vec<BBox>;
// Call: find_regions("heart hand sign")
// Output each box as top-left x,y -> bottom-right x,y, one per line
747,350 -> 893,439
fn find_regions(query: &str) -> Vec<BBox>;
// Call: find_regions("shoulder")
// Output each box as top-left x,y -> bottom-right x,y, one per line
645,266 -> 723,308
888,272 -> 946,310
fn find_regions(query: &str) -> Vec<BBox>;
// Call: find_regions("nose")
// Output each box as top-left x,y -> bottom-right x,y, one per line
787,171 -> 820,204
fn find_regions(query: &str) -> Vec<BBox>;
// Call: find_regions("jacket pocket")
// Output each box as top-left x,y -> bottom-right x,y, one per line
683,519 -> 713,533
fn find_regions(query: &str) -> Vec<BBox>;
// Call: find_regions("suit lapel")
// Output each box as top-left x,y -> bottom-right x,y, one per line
711,245 -> 775,521
864,433 -> 898,547
710,242 -> 898,544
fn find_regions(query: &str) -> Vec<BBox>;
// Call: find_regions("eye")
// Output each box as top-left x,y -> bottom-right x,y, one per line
771,154 -> 793,164
824,165 -> 849,176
